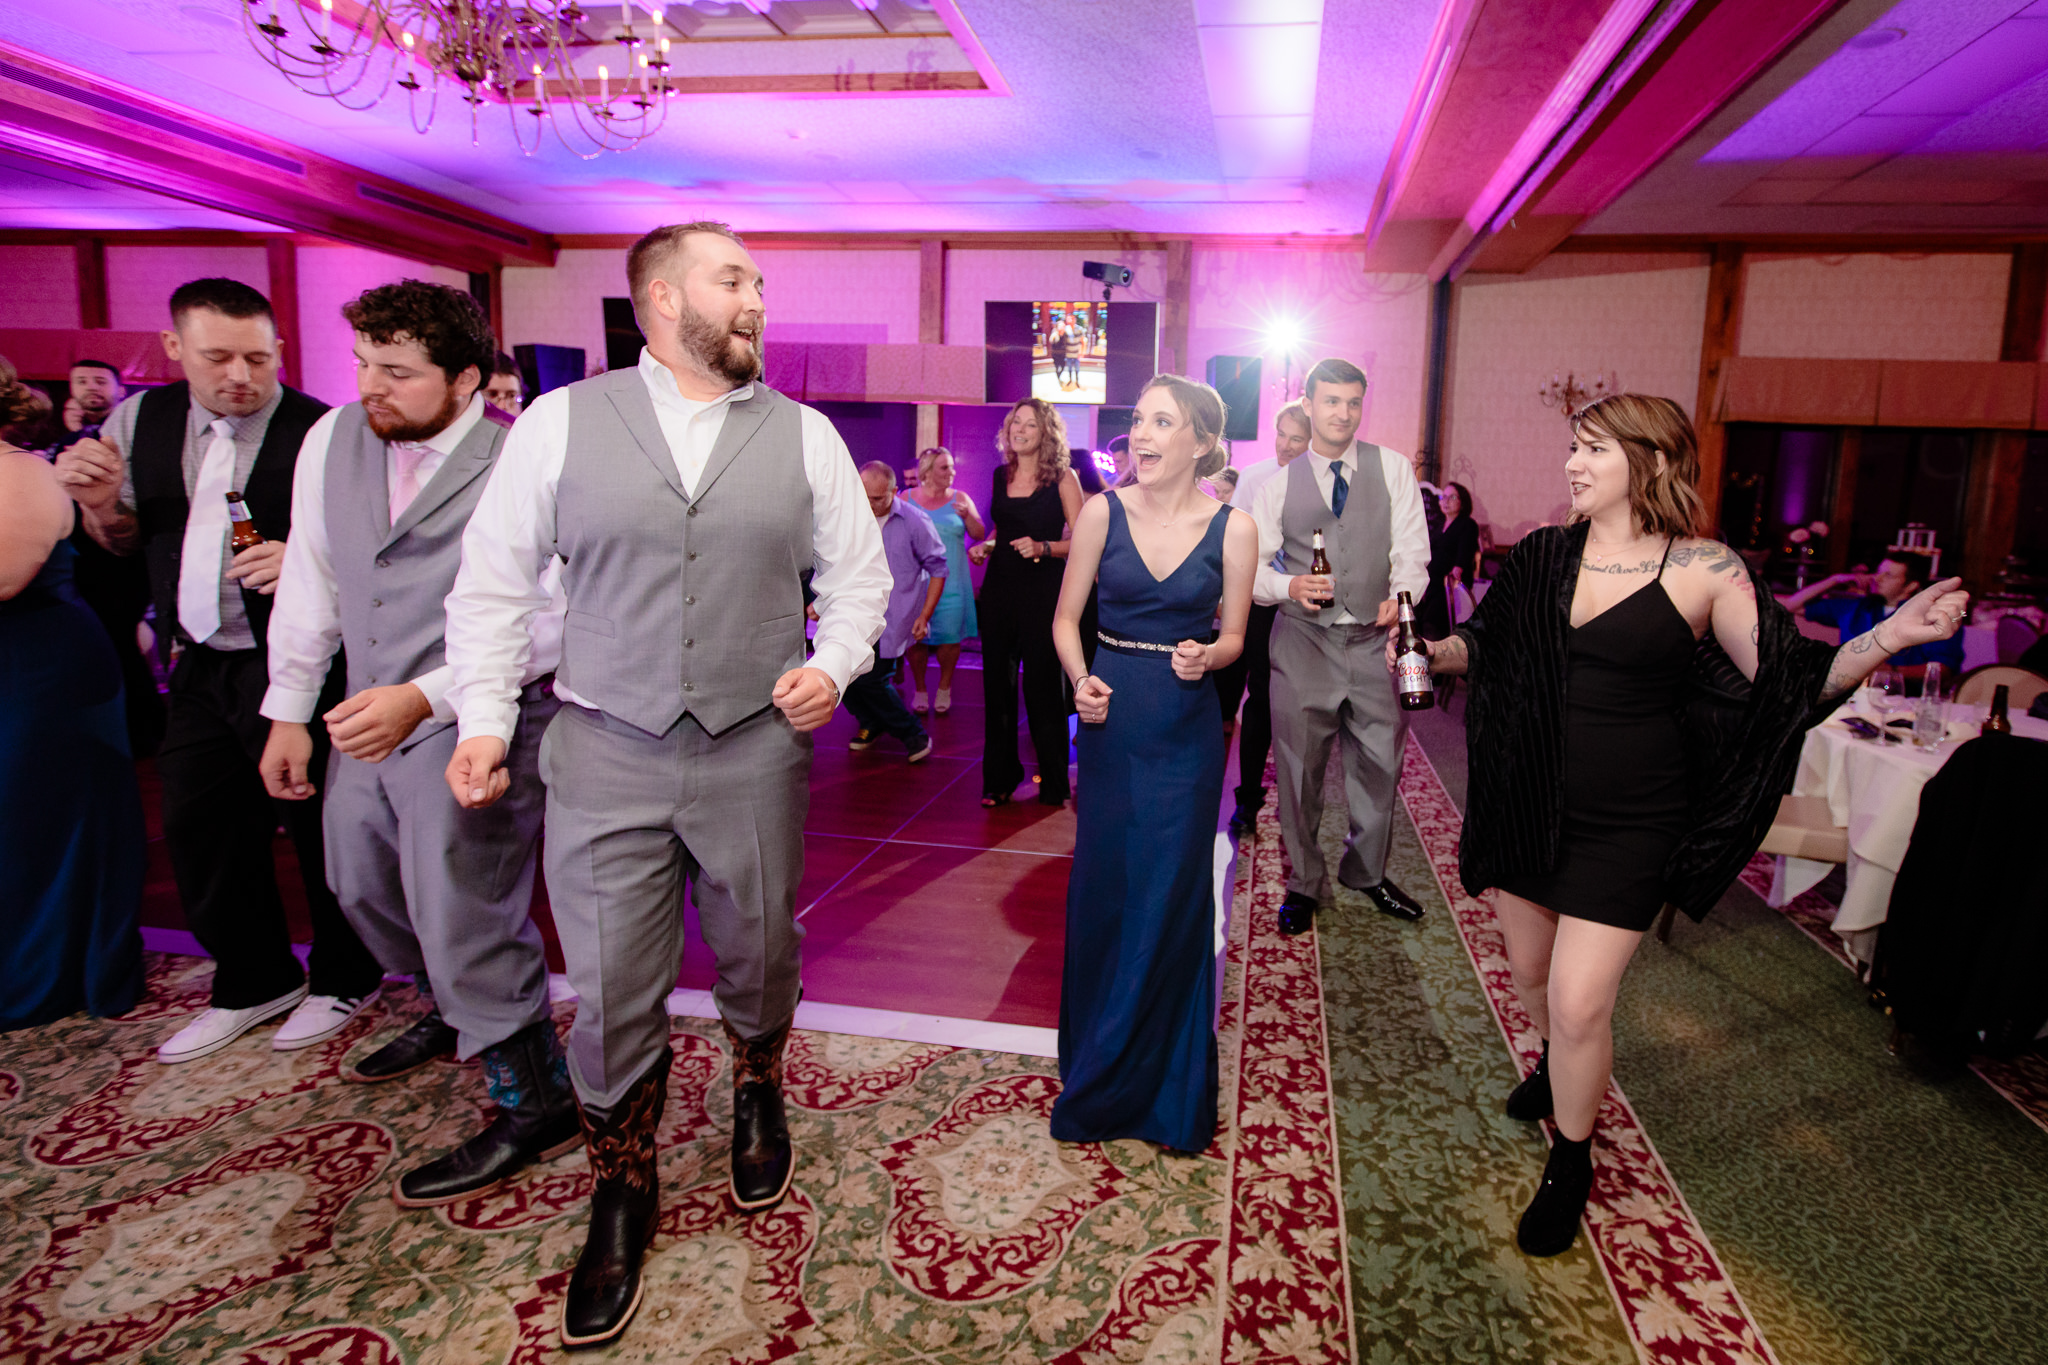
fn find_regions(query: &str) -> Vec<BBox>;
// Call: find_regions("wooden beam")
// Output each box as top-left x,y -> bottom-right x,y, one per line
0,41 -> 552,271
1162,239 -> 1193,377
74,235 -> 107,330
1561,233 -> 2039,256
488,265 -> 507,351
1963,431 -> 2028,593
916,238 -> 945,457
1827,427 -> 1860,575
2001,244 -> 2048,363
265,237 -> 303,393
1694,243 -> 1745,532
551,231 -> 1370,253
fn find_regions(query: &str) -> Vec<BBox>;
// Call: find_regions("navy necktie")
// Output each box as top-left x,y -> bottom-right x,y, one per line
1330,460 -> 1349,519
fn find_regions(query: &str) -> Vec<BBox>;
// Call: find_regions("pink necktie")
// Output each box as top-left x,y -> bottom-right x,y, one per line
390,444 -> 429,523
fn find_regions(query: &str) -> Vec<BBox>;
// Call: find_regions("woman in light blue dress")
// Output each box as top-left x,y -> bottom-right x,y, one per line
904,445 -> 984,713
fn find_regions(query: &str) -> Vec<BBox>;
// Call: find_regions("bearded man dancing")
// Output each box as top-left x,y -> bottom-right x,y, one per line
443,221 -> 889,1348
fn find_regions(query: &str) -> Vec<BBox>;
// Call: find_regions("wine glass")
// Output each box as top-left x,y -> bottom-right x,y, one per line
1866,665 -> 1902,719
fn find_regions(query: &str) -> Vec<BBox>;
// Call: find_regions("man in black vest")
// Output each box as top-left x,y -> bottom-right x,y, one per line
58,277 -> 383,1063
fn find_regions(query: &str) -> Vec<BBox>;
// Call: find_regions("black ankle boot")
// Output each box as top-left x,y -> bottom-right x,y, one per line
722,1018 -> 795,1213
394,1019 -> 580,1207
347,1010 -> 458,1083
1504,1042 -> 1553,1122
1516,1131 -> 1594,1257
560,1048 -> 669,1349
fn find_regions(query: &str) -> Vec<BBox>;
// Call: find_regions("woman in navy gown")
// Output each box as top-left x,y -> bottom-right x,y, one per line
0,367 -> 145,1030
1049,375 -> 1257,1151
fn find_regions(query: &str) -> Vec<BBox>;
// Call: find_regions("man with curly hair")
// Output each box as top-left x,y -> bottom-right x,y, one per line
257,279 -> 571,1207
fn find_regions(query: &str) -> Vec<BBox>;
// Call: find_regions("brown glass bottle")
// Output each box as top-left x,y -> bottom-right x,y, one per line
1393,590 -> 1434,711
1983,683 -> 2012,735
225,492 -> 264,551
1308,529 -> 1334,608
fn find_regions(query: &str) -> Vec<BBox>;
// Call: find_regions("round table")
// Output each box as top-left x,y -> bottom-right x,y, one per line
1769,699 -> 2048,963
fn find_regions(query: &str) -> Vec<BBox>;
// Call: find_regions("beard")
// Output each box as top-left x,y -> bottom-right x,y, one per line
675,299 -> 762,387
365,385 -> 465,444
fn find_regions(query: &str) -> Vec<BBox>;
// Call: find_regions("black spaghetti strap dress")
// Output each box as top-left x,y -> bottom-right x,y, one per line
979,470 -> 1072,803
1495,540 -> 1698,931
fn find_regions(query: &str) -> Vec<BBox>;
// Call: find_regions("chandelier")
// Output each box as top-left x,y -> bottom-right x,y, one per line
240,0 -> 675,157
1536,369 -> 1618,416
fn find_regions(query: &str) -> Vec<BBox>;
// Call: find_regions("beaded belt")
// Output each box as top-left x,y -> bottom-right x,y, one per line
1095,630 -> 1214,657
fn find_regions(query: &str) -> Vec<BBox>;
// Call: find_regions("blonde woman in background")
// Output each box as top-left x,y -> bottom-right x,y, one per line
903,445 -> 985,713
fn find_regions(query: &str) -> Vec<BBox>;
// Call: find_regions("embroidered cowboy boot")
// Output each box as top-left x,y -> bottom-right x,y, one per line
394,1018 -> 580,1207
722,1017 -> 795,1212
559,1046 -> 669,1348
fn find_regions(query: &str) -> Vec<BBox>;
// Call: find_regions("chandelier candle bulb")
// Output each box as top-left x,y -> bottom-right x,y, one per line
320,0 -> 332,43
598,64 -> 608,101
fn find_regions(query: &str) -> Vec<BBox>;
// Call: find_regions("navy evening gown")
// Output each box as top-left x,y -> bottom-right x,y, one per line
1,540 -> 145,1030
1051,493 -> 1228,1150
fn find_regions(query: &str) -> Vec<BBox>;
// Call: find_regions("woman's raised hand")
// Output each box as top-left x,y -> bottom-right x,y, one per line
1883,577 -> 1970,650
1171,640 -> 1208,681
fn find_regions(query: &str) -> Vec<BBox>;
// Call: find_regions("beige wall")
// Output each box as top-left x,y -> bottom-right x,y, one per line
104,245 -> 270,333
1444,254 -> 1711,543
294,244 -> 468,404
1738,252 -> 2011,362
0,246 -> 81,328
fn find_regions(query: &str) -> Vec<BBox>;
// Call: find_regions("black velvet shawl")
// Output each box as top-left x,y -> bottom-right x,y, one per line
1452,521 -> 1841,921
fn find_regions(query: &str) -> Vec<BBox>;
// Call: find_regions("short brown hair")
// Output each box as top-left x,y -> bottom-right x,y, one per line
1884,550 -> 1934,591
1303,357 -> 1367,399
343,279 -> 495,382
997,398 -> 1071,490
1138,374 -> 1230,479
1274,400 -> 1309,435
626,220 -> 748,326
1568,393 -> 1707,539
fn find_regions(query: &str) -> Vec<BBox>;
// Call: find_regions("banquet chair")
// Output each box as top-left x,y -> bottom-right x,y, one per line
1955,665 -> 2048,711
1653,795 -> 1848,942
1995,615 -> 2039,664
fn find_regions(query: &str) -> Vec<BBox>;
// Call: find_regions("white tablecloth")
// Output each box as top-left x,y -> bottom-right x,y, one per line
1769,702 -> 2048,963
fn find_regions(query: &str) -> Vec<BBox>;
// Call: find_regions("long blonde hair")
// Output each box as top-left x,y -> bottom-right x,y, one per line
1567,393 -> 1708,539
998,398 -> 1071,490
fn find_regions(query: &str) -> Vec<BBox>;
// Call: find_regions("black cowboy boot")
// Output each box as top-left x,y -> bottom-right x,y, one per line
560,1047 -> 669,1349
346,1009 -> 459,1083
394,1019 -> 580,1207
722,1018 -> 795,1213
1504,1041 -> 1553,1122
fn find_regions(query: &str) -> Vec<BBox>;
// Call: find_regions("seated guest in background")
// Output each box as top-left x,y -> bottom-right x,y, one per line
56,277 -> 384,1063
1410,393 -> 1968,1259
903,444 -> 983,714
0,362 -> 146,1031
258,280 -> 571,1205
1213,400 -> 1311,839
1418,480 -> 1480,638
484,350 -> 525,415
847,461 -> 942,761
1779,552 -> 1963,673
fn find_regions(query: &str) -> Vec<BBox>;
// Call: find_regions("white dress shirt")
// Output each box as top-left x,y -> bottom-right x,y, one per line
1229,455 -> 1286,512
445,348 -> 891,746
260,393 -> 565,725
1247,441 -> 1431,623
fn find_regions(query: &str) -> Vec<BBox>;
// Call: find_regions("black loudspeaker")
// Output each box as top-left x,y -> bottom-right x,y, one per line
602,297 -> 647,372
1205,356 -> 1262,441
514,343 -> 586,399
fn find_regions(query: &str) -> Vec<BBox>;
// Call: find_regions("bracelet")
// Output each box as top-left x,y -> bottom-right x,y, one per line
1072,674 -> 1092,691
1037,540 -> 1050,558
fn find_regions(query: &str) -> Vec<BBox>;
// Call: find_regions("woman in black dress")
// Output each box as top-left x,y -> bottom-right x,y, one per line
1418,480 -> 1480,638
971,398 -> 1086,806
1408,394 -> 1969,1257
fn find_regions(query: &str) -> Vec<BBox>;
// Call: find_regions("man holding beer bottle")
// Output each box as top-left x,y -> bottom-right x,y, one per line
55,277 -> 383,1061
1244,357 -> 1433,936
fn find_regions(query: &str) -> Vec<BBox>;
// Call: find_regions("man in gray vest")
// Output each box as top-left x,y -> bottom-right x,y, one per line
442,221 -> 889,1349
257,280 -> 571,1206
1247,358 -> 1432,936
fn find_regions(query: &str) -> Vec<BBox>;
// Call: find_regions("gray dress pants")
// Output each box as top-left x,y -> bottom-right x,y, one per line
540,702 -> 810,1117
323,687 -> 559,1060
1267,615 -> 1409,901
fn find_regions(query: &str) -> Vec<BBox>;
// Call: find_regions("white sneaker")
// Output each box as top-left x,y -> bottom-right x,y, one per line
908,738 -> 934,764
271,989 -> 381,1051
156,985 -> 308,1064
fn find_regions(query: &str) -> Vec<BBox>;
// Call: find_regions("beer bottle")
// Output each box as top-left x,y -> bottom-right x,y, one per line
225,492 -> 264,551
1983,684 -> 2012,735
1308,529 -> 1334,608
1393,590 -> 1434,711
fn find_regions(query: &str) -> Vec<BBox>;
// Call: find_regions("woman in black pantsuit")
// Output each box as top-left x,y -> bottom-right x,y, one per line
972,398 -> 1085,806
1410,394 -> 1969,1259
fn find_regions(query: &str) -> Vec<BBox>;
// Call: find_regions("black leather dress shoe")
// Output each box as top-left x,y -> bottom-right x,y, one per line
1277,891 -> 1318,937
723,1019 -> 796,1212
561,1048 -> 669,1349
1352,877 -> 1425,922
346,1010 -> 459,1083
394,1019 -> 581,1207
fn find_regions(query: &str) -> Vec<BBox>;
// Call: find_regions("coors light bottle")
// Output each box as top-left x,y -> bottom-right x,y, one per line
1393,591 -> 1433,711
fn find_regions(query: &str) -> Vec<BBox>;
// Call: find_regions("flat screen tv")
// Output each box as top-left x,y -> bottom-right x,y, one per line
985,300 -> 1158,407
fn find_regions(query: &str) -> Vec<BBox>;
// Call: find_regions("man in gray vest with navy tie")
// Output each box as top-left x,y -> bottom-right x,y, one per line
443,221 -> 889,1349
1247,358 -> 1432,937
258,279 -> 572,1211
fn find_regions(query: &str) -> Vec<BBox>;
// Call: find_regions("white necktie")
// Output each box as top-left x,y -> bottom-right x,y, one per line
178,417 -> 237,644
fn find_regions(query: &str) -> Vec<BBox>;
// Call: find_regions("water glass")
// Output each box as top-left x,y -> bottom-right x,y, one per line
1913,692 -> 1946,748
1868,666 -> 1904,718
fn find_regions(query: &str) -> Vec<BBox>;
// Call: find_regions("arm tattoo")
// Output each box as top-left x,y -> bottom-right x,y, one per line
1432,634 -> 1471,675
1666,541 -> 1744,577
1820,626 -> 1887,699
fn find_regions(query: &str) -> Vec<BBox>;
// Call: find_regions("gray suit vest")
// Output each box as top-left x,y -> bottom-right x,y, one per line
554,370 -> 812,737
1276,444 -> 1393,627
327,401 -> 513,742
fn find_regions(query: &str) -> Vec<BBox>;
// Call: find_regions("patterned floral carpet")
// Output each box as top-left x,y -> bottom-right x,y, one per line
0,805 -> 1353,1363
